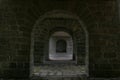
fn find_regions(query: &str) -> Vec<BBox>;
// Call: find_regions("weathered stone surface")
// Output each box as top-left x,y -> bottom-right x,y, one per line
33,65 -> 86,78
0,0 -> 119,79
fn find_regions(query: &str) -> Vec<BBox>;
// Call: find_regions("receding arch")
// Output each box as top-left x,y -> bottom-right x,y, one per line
56,39 -> 67,53
30,10 -> 89,77
49,31 -> 73,61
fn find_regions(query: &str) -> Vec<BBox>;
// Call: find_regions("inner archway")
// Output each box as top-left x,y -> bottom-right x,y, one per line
49,31 -> 73,60
56,39 -> 67,53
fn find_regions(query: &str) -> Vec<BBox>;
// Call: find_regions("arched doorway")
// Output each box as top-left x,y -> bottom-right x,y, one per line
49,31 -> 73,60
56,39 -> 67,53
30,11 -> 89,78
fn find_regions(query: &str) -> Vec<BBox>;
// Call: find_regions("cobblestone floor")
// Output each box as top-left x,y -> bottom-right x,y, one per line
33,65 -> 87,77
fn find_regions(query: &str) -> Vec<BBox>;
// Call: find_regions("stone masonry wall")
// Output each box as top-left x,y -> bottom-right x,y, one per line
0,0 -> 119,79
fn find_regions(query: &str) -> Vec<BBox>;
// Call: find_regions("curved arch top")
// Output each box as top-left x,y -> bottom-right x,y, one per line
32,10 -> 88,36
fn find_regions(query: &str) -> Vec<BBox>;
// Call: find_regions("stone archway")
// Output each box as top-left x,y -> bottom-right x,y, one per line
49,31 -> 73,61
30,11 -> 89,78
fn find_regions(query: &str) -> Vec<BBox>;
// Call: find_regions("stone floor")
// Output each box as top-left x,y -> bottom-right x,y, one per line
32,65 -> 87,78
